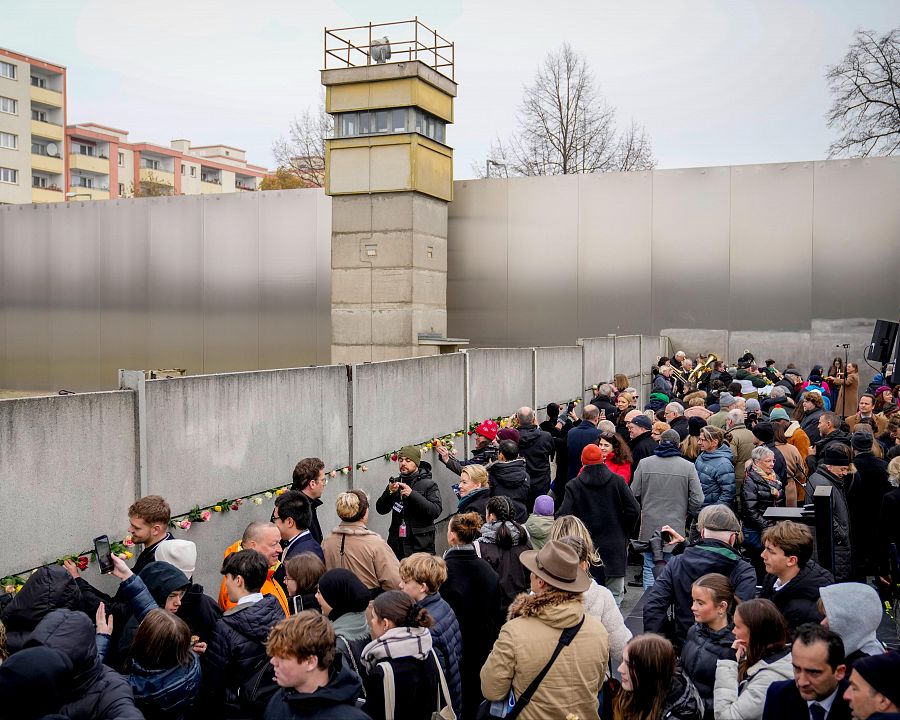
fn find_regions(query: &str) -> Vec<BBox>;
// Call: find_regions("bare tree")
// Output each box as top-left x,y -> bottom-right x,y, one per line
478,43 -> 654,177
826,27 -> 900,158
272,102 -> 333,187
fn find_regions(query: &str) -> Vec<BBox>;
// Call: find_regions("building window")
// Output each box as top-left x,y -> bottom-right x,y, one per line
76,143 -> 95,156
33,175 -> 48,188
30,75 -> 46,88
72,175 -> 93,188
333,108 -> 448,144
118,183 -> 125,196
190,166 -> 196,177
181,164 -> 185,175
0,167 -> 18,184
141,158 -> 160,170
0,96 -> 16,114
0,61 -> 16,80
118,151 -> 125,167
0,132 -> 17,150
32,141 -> 48,155
31,109 -> 47,122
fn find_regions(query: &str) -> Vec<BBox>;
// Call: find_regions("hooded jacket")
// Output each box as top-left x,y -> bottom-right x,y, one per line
128,652 -> 201,720
524,513 -> 554,550
321,521 -> 402,593
264,653 -> 370,720
201,593 -> 286,717
476,521 -> 532,615
741,466 -> 783,532
375,461 -> 442,558
557,463 -> 640,576
177,581 -> 222,644
679,622 -> 736,716
567,420 -> 601,480
807,466 -> 853,581
27,608 -> 144,720
0,646 -> 74,718
695,446 -> 737,507
419,591 -> 463,717
714,650 -> 793,720
819,583 -> 885,662
487,458 -> 531,522
800,408 -> 824,444
581,580 -> 631,666
481,590 -> 609,720
728,423 -> 757,482
0,564 -> 81,653
759,560 -> 833,629
631,444 -> 704,542
628,430 -> 659,474
516,424 -> 555,498
643,539 -> 756,648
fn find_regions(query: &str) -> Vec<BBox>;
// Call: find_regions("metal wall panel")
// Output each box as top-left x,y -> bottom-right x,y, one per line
577,172 -> 653,336
259,190 -> 318,369
812,158 -> 900,318
651,167 -> 731,331
506,176 -> 579,346
446,179 -> 510,345
99,200 -> 150,381
148,196 -> 204,375
49,203 -> 101,390
203,194 -> 260,373
2,206 -> 51,391
729,164 -> 813,330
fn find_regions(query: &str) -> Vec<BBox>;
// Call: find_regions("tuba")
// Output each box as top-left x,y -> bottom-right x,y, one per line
688,353 -> 718,390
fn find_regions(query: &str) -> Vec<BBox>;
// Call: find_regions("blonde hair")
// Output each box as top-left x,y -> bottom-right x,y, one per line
335,489 -> 368,522
460,463 -> 489,488
887,456 -> 900,487
551,515 -> 602,567
398,552 -> 448,593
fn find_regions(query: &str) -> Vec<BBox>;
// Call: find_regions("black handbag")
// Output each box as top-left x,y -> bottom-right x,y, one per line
476,615 -> 585,719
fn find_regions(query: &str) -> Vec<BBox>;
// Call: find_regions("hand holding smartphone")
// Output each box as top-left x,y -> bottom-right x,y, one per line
94,534 -> 114,574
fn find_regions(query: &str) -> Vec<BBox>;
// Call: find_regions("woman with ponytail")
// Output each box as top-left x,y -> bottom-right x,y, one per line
475,496 -> 532,615
361,590 -> 444,720
678,573 -> 737,719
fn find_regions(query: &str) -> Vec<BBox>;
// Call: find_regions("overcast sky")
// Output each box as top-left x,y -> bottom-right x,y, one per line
5,1 -> 898,178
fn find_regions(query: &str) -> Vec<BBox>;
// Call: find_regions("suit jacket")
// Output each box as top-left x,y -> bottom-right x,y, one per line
762,679 -> 852,720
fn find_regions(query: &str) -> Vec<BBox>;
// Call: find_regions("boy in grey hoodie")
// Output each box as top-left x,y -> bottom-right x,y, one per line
820,583 -> 885,666
524,495 -> 555,550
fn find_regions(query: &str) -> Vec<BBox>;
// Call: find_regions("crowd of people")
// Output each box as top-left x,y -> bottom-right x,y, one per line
0,351 -> 899,720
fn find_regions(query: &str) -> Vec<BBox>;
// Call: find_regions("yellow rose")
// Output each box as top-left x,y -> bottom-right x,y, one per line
213,505 -> 222,512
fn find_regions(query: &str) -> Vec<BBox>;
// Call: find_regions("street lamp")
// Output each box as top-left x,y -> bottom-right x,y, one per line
486,158 -> 508,178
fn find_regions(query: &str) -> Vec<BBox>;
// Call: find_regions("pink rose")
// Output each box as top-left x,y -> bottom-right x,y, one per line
200,510 -> 211,522
180,520 -> 192,530
123,536 -> 135,547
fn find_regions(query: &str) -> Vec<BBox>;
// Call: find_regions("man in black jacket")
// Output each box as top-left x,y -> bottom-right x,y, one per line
763,624 -> 851,720
759,520 -> 834,628
376,446 -> 443,558
291,457 -> 327,544
487,440 -> 531,523
203,549 -> 287,718
626,413 -> 658,474
515,406 -> 555,506
642,504 -> 757,649
589,384 -> 619,423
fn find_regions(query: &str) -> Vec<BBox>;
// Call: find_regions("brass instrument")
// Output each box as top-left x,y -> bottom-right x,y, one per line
688,353 -> 718,390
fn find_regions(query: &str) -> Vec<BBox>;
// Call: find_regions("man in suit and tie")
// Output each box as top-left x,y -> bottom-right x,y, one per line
763,623 -> 852,720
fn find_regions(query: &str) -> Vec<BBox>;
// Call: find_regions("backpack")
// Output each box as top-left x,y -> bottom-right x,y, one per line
238,652 -> 280,715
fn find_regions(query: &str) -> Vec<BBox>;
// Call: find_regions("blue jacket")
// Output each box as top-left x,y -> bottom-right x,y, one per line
95,572 -> 159,662
643,539 -> 757,648
129,653 -> 202,720
419,591 -> 463,717
694,447 -> 736,507
566,421 -> 600,480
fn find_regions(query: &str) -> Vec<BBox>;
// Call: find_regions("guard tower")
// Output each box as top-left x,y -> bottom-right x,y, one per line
322,20 -> 464,363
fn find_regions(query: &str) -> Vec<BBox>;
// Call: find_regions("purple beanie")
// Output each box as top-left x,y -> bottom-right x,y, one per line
533,495 -> 554,517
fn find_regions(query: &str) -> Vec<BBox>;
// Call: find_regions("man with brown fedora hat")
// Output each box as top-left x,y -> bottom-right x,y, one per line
481,540 -> 609,720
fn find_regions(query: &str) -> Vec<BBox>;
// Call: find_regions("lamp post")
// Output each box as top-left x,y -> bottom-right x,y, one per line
485,158 -> 508,178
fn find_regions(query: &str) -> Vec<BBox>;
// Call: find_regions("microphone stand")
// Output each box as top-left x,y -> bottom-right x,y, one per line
835,343 -> 850,418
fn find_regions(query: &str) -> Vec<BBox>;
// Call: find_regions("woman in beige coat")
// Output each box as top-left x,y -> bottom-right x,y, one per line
481,540 -> 609,720
321,489 -> 401,596
828,362 -> 859,418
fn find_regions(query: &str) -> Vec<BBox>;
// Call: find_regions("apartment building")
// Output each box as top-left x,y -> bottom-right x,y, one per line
66,124 -> 268,200
1,46 -> 268,205
0,48 -> 67,204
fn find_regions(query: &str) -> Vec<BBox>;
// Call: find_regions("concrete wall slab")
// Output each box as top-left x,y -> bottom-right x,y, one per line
468,348 -> 534,422
535,346 -> 582,410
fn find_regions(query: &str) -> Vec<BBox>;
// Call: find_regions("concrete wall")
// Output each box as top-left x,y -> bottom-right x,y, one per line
580,337 -> 615,402
535,346 -> 582,410
0,392 -> 137,578
467,348 -> 534,422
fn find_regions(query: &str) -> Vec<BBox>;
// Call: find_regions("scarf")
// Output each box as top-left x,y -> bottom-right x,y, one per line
752,465 -> 783,499
479,520 -> 522,545
360,626 -> 433,673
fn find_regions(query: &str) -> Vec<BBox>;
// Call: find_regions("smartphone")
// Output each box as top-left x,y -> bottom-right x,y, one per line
660,529 -> 674,544
94,534 -> 114,574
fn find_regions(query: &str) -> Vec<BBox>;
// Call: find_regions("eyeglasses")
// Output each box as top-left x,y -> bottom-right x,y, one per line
270,511 -> 281,523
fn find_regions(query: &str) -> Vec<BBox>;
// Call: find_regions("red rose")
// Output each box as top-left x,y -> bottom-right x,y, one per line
77,556 -> 89,571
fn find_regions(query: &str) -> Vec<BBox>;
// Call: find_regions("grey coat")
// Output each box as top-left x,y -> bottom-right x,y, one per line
631,452 -> 704,542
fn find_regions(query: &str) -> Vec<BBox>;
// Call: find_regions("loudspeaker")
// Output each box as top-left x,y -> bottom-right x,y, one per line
891,331 -> 900,384
866,319 -> 899,364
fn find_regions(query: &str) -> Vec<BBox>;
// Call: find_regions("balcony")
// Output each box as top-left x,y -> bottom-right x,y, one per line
139,167 -> 174,186
32,187 -> 64,203
70,153 -> 109,175
66,187 -> 110,201
31,153 -> 63,174
31,119 -> 64,142
30,85 -> 63,108
200,180 -> 222,194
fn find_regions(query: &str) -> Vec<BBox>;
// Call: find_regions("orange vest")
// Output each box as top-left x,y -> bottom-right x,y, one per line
218,539 -> 289,617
